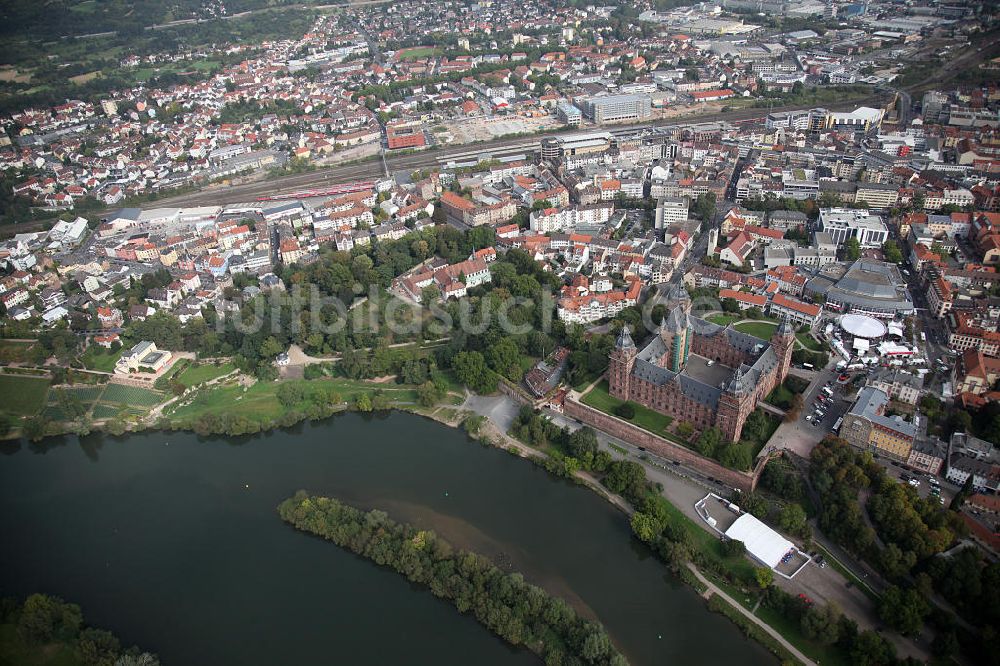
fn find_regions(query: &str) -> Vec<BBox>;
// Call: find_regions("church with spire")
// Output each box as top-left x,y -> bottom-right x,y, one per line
609,285 -> 795,445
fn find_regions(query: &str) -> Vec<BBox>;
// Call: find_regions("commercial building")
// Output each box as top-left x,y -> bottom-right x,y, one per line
855,183 -> 899,209
946,433 -> 1000,493
540,132 -> 612,165
839,386 -> 917,462
557,102 -> 582,126
824,106 -> 884,131
655,197 -> 689,229
805,260 -> 913,319
818,208 -> 889,247
577,94 -> 652,124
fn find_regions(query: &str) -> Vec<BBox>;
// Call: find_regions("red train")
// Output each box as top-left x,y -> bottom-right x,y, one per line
256,180 -> 376,202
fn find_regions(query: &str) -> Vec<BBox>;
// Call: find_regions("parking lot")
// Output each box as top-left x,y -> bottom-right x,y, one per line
879,457 -> 952,507
770,365 -> 851,457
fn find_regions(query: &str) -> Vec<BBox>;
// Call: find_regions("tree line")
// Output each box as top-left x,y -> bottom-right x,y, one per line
810,436 -> 998,663
1,592 -> 158,666
278,491 -> 627,665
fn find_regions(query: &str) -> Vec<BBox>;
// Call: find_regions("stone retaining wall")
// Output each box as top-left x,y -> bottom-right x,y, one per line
498,378 -> 534,405
564,396 -> 762,492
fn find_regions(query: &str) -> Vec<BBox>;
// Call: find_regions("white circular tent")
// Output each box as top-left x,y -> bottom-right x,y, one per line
839,313 -> 887,340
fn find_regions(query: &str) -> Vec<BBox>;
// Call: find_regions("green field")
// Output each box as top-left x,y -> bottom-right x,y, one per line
707,314 -> 741,327
396,46 -> 441,60
177,362 -> 234,387
99,383 -> 164,407
0,339 -> 38,364
581,381 -> 673,435
767,384 -> 796,409
733,321 -> 778,340
796,332 -> 823,351
168,377 -> 420,424
0,374 -> 50,416
80,346 -> 122,373
754,605 -> 850,666
69,0 -> 98,12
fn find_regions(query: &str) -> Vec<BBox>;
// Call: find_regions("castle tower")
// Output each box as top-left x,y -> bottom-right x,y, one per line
770,317 -> 796,389
664,283 -> 692,315
660,306 -> 690,372
716,368 -> 753,443
609,326 -> 637,400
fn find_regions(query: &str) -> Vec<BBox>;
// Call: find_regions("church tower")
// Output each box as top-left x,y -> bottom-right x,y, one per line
770,318 -> 796,388
609,326 -> 637,400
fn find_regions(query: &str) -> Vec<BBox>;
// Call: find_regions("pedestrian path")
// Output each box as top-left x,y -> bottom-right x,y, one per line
686,564 -> 817,666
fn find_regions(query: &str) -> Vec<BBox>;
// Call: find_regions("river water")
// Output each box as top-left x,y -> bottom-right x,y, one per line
0,412 -> 774,665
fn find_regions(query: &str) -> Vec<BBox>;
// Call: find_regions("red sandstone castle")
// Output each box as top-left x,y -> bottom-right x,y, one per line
608,289 -> 795,444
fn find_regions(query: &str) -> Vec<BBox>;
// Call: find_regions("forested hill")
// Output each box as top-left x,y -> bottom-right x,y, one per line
0,0 -> 296,38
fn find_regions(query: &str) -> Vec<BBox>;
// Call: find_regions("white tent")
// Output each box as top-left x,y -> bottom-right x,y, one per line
724,513 -> 794,569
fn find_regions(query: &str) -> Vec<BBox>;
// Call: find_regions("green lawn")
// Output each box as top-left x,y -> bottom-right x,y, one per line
69,0 -> 98,12
734,321 -> 778,340
767,384 -> 795,409
707,314 -> 741,327
177,362 -> 235,387
0,339 -> 37,364
80,347 -> 122,373
796,332 -> 823,351
754,605 -> 850,666
581,380 -> 674,436
0,374 -> 50,416
741,409 -> 781,456
168,377 -> 420,424
397,46 -> 441,60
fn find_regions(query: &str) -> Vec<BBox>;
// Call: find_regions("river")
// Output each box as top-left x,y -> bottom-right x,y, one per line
0,412 -> 775,665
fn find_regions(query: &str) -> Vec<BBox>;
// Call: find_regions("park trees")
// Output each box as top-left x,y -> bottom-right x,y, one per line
753,566 -> 774,589
877,585 -> 929,636
695,426 -> 723,458
843,237 -> 861,261
567,427 -> 599,459
882,240 -> 903,264
452,351 -> 498,394
776,503 -> 808,537
486,338 -> 523,381
801,603 -> 841,645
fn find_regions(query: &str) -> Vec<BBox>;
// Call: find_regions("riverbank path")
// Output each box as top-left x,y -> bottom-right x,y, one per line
686,564 -> 818,666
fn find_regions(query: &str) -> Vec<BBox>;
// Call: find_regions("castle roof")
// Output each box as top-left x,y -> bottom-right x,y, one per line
662,305 -> 688,334
616,326 -> 636,350
629,314 -> 778,409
